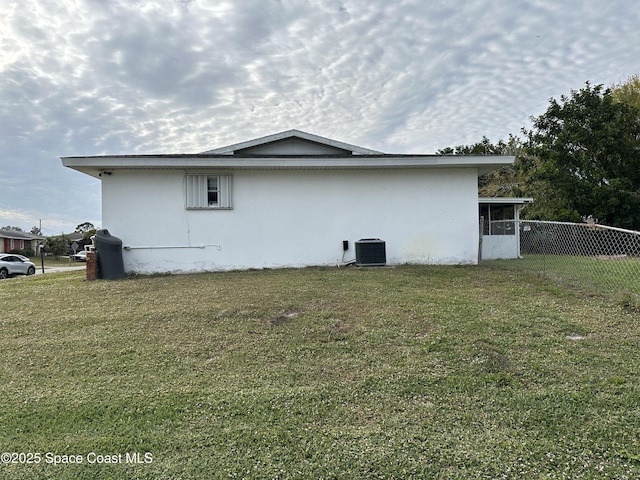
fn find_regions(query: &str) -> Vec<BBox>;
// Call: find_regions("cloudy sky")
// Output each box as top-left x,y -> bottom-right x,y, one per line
1,0 -> 638,234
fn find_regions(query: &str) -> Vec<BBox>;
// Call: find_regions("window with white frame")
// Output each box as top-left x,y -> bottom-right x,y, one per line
185,174 -> 232,209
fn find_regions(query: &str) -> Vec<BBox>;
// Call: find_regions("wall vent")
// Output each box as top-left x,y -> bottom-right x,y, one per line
355,239 -> 386,266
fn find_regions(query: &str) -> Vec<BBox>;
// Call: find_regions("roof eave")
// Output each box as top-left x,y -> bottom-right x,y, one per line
479,197 -> 534,204
61,155 -> 515,179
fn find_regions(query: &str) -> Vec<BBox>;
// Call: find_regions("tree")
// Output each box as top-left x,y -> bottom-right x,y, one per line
45,234 -> 69,258
75,221 -> 96,241
522,82 -> 640,229
30,226 -> 42,235
612,73 -> 640,110
1,226 -> 23,231
437,135 -> 527,198
75,222 -> 95,233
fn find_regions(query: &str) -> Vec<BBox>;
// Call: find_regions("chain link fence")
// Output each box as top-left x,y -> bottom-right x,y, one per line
483,220 -> 640,306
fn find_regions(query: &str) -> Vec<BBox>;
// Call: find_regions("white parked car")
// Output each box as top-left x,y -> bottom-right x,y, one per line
0,254 -> 36,278
72,250 -> 87,261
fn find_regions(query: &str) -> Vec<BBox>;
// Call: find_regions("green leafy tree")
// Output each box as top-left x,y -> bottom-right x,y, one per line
75,221 -> 96,241
45,234 -> 69,259
437,135 -> 527,198
523,82 -> 640,229
75,222 -> 95,233
612,73 -> 640,110
30,226 -> 42,235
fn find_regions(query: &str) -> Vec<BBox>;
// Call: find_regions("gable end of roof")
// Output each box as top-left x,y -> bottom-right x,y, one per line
200,129 -> 383,155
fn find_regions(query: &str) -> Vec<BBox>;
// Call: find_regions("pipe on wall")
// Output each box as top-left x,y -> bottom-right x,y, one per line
123,244 -> 222,251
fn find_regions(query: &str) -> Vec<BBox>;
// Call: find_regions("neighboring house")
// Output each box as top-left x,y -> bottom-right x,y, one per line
66,232 -> 87,251
479,197 -> 534,260
0,229 -> 44,254
48,232 -> 87,253
61,129 -> 515,274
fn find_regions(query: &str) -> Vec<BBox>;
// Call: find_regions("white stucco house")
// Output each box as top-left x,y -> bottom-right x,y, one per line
61,129 -> 515,274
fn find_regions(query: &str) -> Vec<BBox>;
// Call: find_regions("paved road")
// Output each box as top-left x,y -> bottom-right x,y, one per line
35,266 -> 86,274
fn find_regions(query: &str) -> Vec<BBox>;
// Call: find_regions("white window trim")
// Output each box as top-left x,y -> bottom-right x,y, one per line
185,174 -> 232,209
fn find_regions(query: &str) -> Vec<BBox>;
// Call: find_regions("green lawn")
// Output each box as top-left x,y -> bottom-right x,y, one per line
1,266 -> 639,479
485,254 -> 640,308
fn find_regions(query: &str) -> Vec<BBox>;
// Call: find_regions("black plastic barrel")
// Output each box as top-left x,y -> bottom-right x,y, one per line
94,229 -> 125,279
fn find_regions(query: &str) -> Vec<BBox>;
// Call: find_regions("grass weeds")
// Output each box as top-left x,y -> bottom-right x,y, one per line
1,265 -> 639,478
485,254 -> 640,308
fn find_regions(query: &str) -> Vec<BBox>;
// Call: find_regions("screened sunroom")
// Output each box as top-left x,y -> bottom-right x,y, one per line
479,198 -> 533,259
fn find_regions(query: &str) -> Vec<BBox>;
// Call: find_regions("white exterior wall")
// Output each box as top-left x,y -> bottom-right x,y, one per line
481,235 -> 520,259
101,168 -> 480,273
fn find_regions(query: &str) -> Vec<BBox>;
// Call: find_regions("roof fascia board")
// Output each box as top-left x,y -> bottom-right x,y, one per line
478,197 -> 534,204
61,154 -> 515,179
62,155 -> 514,169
